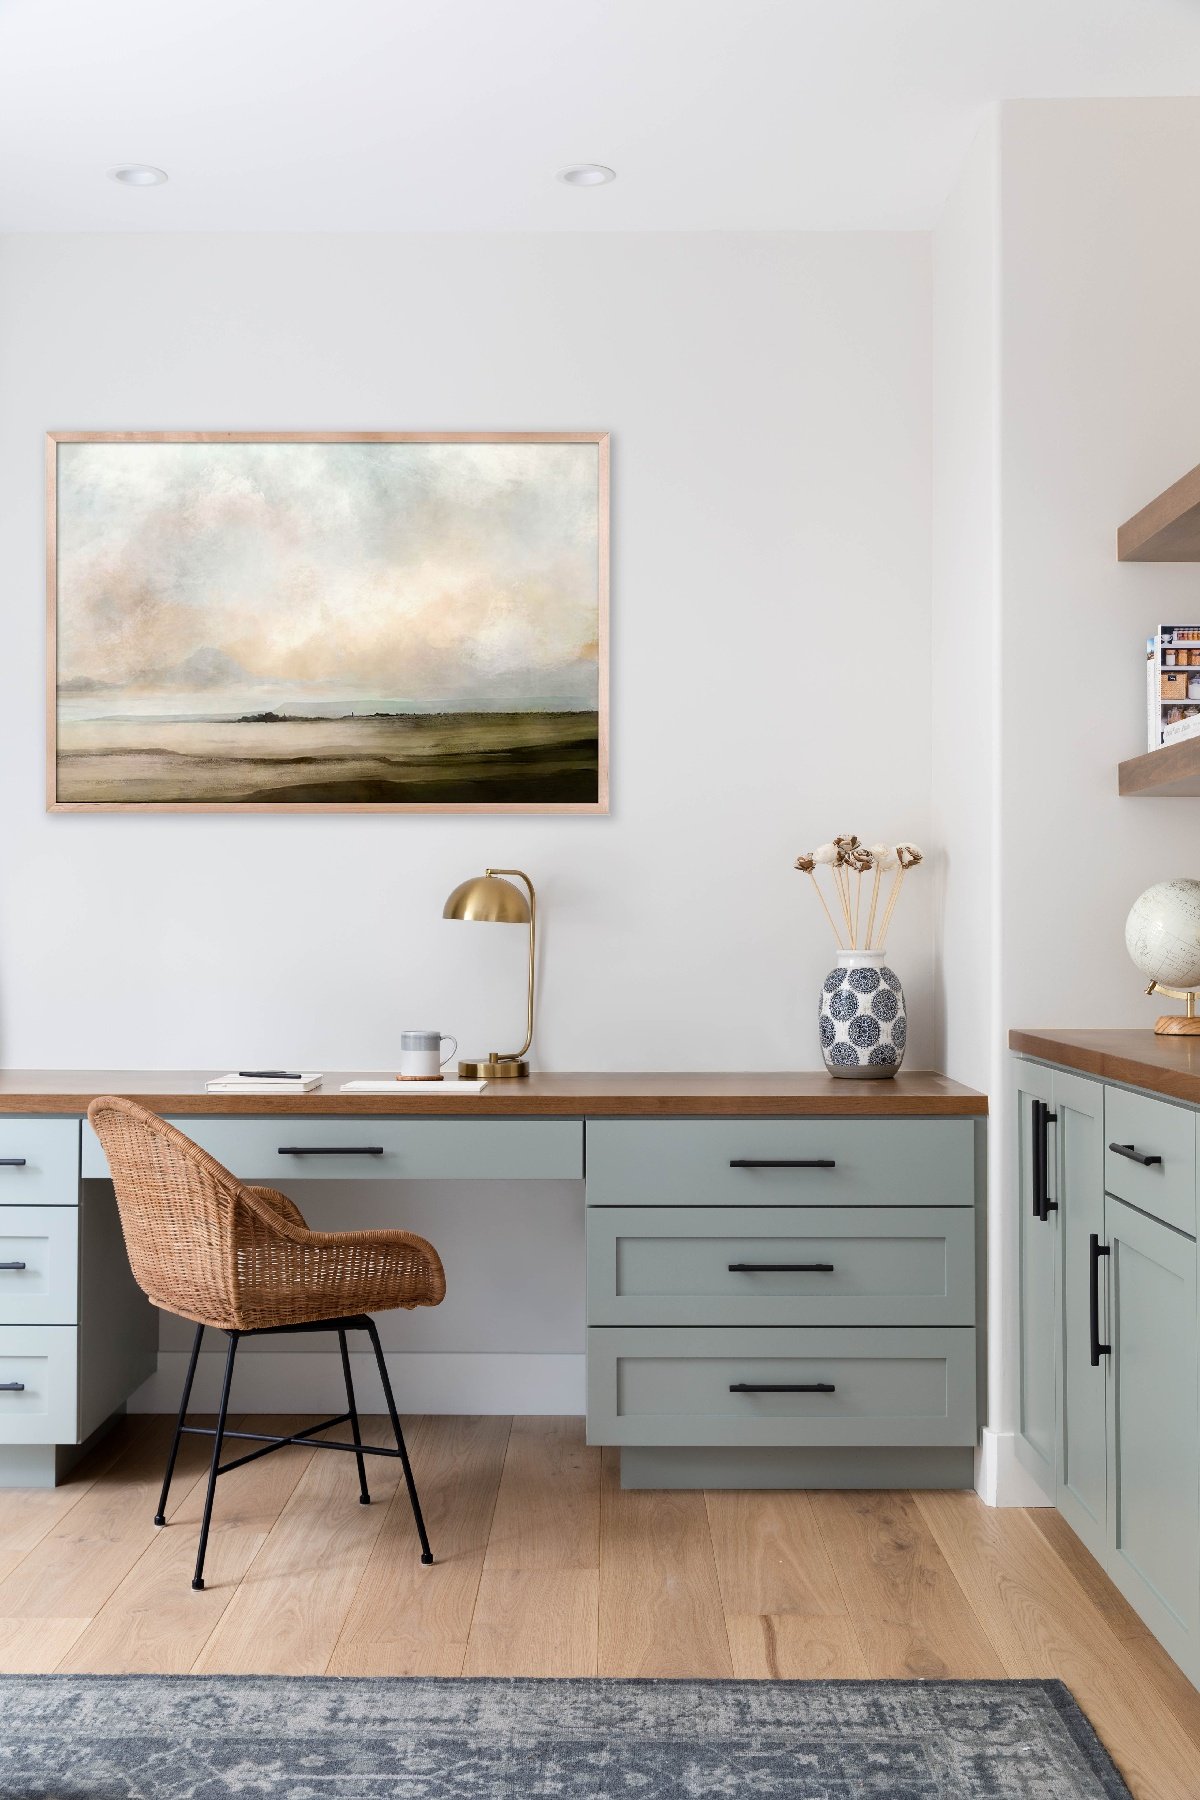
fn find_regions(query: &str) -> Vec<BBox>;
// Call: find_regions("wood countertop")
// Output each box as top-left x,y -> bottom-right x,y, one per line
1010,1028 -> 1200,1106
0,1070 -> 986,1119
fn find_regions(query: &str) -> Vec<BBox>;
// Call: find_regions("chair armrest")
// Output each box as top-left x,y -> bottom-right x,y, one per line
233,1183 -> 447,1318
243,1185 -> 309,1232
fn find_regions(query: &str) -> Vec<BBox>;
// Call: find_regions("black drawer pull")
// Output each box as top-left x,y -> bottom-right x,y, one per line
727,1262 -> 835,1273
1109,1142 -> 1162,1168
730,1381 -> 836,1394
1089,1232 -> 1111,1365
1031,1100 -> 1058,1221
729,1158 -> 836,1169
0,1382 -> 25,1392
0,1262 -> 27,1272
0,1159 -> 27,1168
277,1146 -> 384,1157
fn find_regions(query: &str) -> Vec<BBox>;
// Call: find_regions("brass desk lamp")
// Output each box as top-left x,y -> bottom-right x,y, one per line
442,868 -> 536,1078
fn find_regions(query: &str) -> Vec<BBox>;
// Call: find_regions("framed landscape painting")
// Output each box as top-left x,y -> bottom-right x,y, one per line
47,431 -> 609,812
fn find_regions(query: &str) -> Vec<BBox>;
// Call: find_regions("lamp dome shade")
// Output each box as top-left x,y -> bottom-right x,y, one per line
442,873 -> 530,924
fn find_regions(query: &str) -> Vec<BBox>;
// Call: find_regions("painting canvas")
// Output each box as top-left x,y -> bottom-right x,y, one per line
48,432 -> 608,811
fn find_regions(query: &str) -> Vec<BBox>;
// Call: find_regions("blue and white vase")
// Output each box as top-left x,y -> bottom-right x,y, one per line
819,949 -> 906,1078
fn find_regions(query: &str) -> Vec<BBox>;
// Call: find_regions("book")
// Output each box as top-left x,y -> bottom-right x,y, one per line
204,1073 -> 323,1093
339,1079 -> 489,1094
1162,713 -> 1200,749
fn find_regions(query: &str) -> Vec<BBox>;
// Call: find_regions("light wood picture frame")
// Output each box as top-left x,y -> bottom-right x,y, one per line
47,431 -> 609,814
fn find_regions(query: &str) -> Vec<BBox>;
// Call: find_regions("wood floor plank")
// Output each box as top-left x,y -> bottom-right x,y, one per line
460,1418 -> 601,1675
0,1417 -> 148,1585
0,1616 -> 90,1673
192,1418 -> 401,1675
705,1489 -> 867,1678
1027,1508 -> 1200,1761
597,1447 -> 731,1678
0,1417 -> 214,1626
328,1414 -> 511,1677
59,1417 -> 317,1675
916,1491 -> 1200,1800
481,1416 -> 600,1571
808,1489 -> 1005,1679
462,1570 -> 599,1676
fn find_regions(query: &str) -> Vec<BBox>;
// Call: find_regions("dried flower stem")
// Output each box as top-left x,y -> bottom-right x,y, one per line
834,864 -> 854,940
879,867 -> 906,947
808,872 -> 845,949
865,863 -> 884,950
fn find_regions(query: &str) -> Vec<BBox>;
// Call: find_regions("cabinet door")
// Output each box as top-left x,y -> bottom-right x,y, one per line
1105,1197 -> 1200,1684
1054,1070 -> 1107,1559
1014,1060 -> 1057,1492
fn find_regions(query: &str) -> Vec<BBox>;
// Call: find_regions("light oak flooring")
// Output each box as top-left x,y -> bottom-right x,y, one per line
0,1414 -> 1198,1799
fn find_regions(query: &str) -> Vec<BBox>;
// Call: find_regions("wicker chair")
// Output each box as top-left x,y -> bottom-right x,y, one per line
87,1096 -> 446,1591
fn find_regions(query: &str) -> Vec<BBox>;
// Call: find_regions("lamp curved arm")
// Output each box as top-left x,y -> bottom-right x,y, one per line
486,868 -> 537,1060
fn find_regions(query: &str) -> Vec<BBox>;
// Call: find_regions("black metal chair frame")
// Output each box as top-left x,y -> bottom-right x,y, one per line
155,1312 -> 434,1590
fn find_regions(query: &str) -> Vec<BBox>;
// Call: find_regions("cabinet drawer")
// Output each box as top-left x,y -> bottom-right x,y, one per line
83,1116 -> 582,1182
587,1206 -> 975,1326
587,1326 -> 976,1447
0,1121 -> 80,1207
586,1120 -> 975,1209
0,1328 -> 78,1444
1104,1087 -> 1195,1236
0,1208 -> 78,1325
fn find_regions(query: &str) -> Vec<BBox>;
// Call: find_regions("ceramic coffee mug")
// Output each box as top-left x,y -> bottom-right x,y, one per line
398,1030 -> 458,1079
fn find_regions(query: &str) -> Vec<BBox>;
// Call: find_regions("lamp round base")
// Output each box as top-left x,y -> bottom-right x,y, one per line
457,1057 -> 530,1079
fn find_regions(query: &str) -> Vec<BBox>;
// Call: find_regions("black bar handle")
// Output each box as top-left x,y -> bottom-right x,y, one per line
1032,1101 -> 1058,1221
729,1382 -> 835,1394
0,1159 -> 27,1168
727,1262 -> 835,1273
0,1262 -> 27,1272
1109,1142 -> 1163,1168
277,1146 -> 385,1157
0,1382 -> 25,1392
729,1158 -> 836,1169
1031,1100 -> 1045,1218
1089,1232 -> 1111,1366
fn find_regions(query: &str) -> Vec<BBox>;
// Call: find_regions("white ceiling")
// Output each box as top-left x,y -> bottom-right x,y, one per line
4,0 -> 1200,232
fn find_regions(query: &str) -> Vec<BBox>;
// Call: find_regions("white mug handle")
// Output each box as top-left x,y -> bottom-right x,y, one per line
440,1035 -> 458,1068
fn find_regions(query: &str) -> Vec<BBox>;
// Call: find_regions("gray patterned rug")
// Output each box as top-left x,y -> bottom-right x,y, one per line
0,1674 -> 1130,1798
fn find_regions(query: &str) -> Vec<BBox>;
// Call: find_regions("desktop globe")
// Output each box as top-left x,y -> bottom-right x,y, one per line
1125,878 -> 1200,1033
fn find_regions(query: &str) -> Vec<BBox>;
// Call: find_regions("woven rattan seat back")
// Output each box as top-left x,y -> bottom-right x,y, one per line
87,1095 -> 446,1332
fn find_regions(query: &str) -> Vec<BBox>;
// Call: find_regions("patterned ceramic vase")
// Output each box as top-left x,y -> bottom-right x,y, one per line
819,950 -> 906,1078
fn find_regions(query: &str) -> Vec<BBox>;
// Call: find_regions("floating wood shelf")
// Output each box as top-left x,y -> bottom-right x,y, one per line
1119,460 -> 1200,561
1119,738 -> 1200,797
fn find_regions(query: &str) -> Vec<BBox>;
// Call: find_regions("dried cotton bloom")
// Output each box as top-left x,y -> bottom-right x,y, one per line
896,843 -> 924,870
794,852 -> 816,874
870,843 -> 898,870
813,843 -> 838,865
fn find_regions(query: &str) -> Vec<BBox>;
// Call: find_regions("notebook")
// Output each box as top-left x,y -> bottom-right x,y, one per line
339,1079 -> 489,1095
204,1073 -> 324,1093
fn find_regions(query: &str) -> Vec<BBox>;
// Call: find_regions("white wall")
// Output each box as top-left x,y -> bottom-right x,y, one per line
0,231 -> 933,1077
0,230 -> 933,1411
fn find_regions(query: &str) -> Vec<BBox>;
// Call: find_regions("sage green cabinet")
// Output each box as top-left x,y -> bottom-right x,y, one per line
1055,1070 -> 1107,1562
1013,1056 -> 1200,1689
1015,1059 -> 1057,1493
1104,1197 -> 1199,1680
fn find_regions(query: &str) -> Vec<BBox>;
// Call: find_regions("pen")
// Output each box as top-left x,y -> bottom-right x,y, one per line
237,1071 -> 303,1079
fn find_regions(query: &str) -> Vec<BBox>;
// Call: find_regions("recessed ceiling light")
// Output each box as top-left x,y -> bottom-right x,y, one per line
108,164 -> 168,187
557,164 -> 615,188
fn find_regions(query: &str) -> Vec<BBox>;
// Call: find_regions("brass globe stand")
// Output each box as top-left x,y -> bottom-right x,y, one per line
1146,980 -> 1200,1036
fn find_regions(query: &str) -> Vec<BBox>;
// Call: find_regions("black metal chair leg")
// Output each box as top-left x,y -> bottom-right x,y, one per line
155,1323 -> 204,1526
338,1326 -> 370,1504
363,1316 -> 433,1564
192,1331 -> 239,1591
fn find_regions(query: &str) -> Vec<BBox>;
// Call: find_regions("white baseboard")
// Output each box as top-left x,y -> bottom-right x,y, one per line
974,1427 -> 1053,1507
129,1351 -> 586,1416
